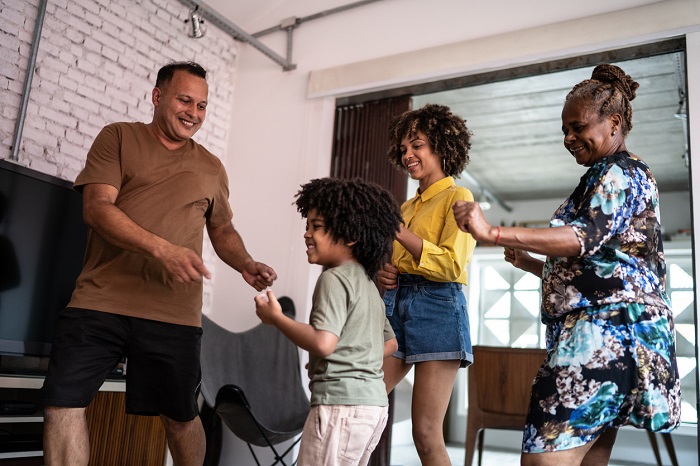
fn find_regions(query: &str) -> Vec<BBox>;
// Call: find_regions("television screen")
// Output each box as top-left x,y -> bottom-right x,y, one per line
0,160 -> 86,371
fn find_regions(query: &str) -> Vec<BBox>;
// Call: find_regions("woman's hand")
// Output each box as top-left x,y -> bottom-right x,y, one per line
452,200 -> 494,243
504,246 -> 544,278
504,247 -> 531,269
377,262 -> 399,290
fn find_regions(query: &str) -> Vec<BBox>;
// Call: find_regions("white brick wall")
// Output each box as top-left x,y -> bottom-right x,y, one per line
1,0 -> 241,312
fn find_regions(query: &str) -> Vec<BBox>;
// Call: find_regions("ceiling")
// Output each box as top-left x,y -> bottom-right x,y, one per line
414,52 -> 691,205
194,1 -> 690,205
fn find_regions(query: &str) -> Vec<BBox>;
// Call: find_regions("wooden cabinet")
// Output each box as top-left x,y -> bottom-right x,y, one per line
85,391 -> 167,466
0,376 -> 167,465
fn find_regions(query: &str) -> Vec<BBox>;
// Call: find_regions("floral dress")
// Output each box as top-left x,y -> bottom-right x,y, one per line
522,151 -> 681,453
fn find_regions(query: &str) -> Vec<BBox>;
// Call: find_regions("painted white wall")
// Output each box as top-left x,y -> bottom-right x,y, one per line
307,0 -> 700,97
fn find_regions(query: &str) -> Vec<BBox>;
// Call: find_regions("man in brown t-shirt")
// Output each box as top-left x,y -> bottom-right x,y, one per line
41,61 -> 277,466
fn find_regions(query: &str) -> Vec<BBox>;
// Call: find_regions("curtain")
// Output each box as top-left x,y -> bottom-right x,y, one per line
331,96 -> 411,204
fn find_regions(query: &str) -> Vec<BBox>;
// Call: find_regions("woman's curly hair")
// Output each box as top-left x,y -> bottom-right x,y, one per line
387,103 -> 472,178
294,177 -> 402,279
566,63 -> 639,137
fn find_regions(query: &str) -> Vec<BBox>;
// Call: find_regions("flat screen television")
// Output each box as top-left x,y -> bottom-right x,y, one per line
0,159 -> 87,374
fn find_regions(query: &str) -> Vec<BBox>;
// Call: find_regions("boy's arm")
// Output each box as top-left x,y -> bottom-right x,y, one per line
384,337 -> 398,358
383,318 -> 397,358
254,290 -> 339,358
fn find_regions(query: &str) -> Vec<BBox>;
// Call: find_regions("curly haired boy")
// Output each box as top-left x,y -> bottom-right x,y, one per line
255,177 -> 402,466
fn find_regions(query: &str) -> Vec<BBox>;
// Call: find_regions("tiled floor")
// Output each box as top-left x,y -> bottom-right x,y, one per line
391,443 -> 500,466
390,443 -> 634,466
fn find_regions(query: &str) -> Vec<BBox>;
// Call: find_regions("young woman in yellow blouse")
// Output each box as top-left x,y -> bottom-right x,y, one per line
378,104 -> 476,466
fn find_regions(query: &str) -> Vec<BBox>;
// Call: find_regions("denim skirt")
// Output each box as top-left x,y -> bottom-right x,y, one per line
383,274 -> 473,367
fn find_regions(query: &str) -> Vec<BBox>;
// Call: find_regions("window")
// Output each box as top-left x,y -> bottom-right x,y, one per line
466,245 -> 696,425
469,253 -> 544,348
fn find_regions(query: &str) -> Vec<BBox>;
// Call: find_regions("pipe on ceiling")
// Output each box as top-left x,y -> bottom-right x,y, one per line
175,0 -> 388,71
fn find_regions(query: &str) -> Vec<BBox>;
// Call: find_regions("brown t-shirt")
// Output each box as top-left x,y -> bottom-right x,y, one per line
68,122 -> 233,326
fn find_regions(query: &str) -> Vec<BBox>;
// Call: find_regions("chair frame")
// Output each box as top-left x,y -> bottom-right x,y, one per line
464,345 -> 679,466
200,296 -> 309,466
215,384 -> 302,466
465,345 -> 546,466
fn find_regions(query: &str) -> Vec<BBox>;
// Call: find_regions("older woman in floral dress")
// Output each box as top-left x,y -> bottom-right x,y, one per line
452,63 -> 680,466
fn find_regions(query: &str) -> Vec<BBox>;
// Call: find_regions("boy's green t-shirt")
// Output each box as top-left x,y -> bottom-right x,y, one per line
307,261 -> 394,406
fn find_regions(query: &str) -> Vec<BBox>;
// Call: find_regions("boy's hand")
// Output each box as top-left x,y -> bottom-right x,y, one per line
254,289 -> 282,325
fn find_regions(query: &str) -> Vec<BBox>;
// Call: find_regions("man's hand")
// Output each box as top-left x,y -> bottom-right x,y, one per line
156,242 -> 211,283
243,261 -> 277,291
207,222 -> 278,291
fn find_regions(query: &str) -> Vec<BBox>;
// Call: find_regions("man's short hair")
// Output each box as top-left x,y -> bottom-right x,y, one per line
155,61 -> 207,88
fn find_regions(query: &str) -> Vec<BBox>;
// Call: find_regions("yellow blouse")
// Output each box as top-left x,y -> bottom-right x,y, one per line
392,177 -> 476,285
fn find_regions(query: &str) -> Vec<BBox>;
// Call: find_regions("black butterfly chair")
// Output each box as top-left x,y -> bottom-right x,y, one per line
200,296 -> 310,466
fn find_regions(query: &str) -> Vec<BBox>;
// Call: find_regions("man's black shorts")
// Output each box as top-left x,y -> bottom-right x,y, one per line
42,308 -> 202,422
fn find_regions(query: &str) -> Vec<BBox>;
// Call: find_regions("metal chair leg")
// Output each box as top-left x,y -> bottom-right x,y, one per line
477,429 -> 484,466
661,433 -> 679,466
646,431 -> 663,466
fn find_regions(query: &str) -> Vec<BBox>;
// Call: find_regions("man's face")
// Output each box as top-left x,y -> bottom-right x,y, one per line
152,70 -> 208,147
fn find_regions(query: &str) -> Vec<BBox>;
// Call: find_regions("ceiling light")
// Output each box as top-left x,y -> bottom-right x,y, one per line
186,6 -> 205,39
476,190 -> 492,210
479,200 -> 492,211
674,89 -> 687,120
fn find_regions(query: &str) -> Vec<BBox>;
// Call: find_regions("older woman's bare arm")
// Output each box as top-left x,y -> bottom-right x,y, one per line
452,200 -> 580,258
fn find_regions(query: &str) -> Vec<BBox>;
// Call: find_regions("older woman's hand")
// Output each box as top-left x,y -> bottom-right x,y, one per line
377,262 -> 399,291
452,200 -> 492,242
504,247 -> 531,268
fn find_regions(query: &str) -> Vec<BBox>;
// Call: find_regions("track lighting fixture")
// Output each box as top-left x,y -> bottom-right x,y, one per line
185,6 -> 205,39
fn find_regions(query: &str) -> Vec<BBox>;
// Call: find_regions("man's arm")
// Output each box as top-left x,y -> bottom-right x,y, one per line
82,183 -> 210,283
207,222 -> 277,291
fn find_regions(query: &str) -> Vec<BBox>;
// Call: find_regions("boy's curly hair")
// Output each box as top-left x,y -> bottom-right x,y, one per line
294,177 -> 402,278
387,103 -> 472,177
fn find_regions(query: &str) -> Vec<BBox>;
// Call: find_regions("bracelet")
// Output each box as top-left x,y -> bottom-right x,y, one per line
495,226 -> 502,246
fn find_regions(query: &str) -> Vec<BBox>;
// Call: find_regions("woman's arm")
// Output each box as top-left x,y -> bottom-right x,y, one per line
453,200 -> 580,257
395,224 -> 424,260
